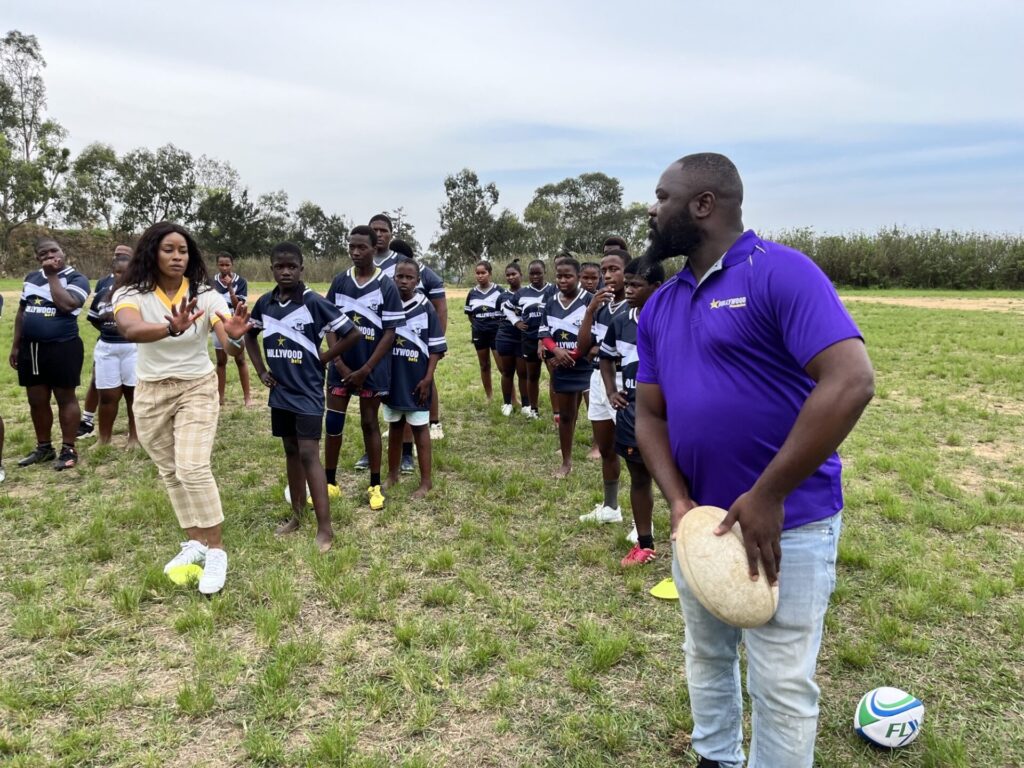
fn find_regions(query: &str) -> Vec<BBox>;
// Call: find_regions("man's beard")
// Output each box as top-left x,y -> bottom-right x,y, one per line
644,208 -> 702,264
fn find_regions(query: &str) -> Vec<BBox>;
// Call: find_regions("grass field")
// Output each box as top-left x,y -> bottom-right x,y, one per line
1,286 -> 1022,767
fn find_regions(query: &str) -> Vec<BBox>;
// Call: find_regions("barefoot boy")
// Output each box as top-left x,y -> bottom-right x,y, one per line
383,258 -> 446,499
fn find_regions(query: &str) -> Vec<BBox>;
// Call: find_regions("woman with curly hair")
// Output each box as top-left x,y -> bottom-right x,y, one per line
113,222 -> 251,595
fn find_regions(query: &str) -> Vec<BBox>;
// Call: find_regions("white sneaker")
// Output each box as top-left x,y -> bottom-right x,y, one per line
198,548 -> 228,595
0,465 -> 5,483
520,406 -> 533,417
501,403 -> 514,417
579,504 -> 623,524
626,523 -> 638,544
529,408 -> 540,420
163,540 -> 207,574
430,423 -> 444,440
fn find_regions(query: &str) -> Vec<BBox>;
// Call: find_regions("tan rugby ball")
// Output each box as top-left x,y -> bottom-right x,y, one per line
674,505 -> 779,628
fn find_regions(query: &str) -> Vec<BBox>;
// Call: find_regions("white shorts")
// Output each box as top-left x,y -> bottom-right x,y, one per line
94,339 -> 138,389
587,368 -> 622,422
211,332 -> 224,351
382,404 -> 430,427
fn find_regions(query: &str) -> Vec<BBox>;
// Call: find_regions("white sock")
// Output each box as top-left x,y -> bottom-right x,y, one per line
82,411 -> 95,424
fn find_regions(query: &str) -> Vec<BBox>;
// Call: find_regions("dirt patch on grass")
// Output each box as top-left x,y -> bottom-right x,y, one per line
841,295 -> 1024,313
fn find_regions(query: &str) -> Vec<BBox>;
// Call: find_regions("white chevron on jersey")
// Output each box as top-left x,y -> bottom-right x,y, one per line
334,293 -> 383,328
262,313 -> 320,358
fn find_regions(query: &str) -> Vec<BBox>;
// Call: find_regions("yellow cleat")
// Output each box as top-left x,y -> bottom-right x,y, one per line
306,483 -> 342,505
367,485 -> 385,511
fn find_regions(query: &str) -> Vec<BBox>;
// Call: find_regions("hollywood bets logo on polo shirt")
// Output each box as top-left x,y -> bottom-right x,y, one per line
267,336 -> 303,364
709,296 -> 747,310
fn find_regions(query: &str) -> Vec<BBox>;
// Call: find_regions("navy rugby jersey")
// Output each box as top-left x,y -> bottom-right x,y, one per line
324,268 -> 405,391
589,298 -> 630,352
386,294 -> 447,412
211,273 -> 248,308
88,274 -> 130,344
495,288 -> 522,343
539,288 -> 594,372
374,251 -> 447,300
250,286 -> 354,415
514,283 -> 557,340
20,267 -> 90,343
600,307 -> 641,446
463,285 -> 503,333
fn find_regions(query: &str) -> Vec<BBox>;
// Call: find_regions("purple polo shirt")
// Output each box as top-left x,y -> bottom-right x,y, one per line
636,230 -> 862,529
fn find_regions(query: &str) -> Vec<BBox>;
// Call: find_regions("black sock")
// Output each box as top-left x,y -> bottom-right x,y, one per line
370,472 -> 381,486
603,480 -> 619,509
430,420 -> 440,426
638,534 -> 655,550
62,443 -> 75,452
325,468 -> 337,486
522,398 -> 531,407
503,394 -> 512,405
38,441 -> 52,450
402,442 -> 414,457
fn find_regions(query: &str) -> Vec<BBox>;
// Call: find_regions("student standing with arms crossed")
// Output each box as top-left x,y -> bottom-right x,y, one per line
113,222 -> 251,595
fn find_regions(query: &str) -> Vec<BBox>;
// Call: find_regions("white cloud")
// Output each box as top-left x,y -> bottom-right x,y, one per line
3,0 -> 1022,239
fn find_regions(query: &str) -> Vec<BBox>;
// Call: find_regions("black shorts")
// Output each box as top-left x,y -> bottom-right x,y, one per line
18,337 -> 84,389
615,442 -> 645,465
551,362 -> 593,394
520,337 -> 541,362
472,328 -> 497,351
495,330 -> 521,357
271,408 -> 323,439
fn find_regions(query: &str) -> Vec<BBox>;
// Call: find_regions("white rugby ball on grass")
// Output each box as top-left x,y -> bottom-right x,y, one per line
673,505 -> 779,628
283,483 -> 310,505
855,687 -> 924,748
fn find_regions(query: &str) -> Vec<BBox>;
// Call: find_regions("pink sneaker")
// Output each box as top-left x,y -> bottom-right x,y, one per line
620,545 -> 656,568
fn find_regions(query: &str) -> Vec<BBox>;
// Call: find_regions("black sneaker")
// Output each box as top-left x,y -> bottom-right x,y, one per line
54,445 -> 78,471
696,758 -> 721,768
77,420 -> 95,440
400,454 -> 415,474
354,453 -> 370,470
18,445 -> 56,467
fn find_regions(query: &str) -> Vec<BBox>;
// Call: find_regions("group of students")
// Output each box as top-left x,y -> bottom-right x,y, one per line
463,237 -> 668,567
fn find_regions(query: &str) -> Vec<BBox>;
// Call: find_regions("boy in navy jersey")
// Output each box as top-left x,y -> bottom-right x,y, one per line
324,225 -> 405,511
495,261 -> 527,416
9,237 -> 90,470
599,259 -> 664,566
246,243 -> 360,552
577,248 -> 631,524
211,252 -> 253,407
514,259 -> 556,420
383,258 -> 447,499
369,215 -> 449,441
464,260 -> 503,402
87,251 -> 138,446
540,257 -> 593,478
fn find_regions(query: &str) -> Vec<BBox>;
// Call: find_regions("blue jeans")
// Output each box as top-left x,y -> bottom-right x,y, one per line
672,512 -> 841,768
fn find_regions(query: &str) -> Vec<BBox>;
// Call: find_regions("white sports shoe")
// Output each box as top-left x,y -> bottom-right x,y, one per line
430,423 -> 444,440
501,403 -> 514,417
163,540 -> 207,574
198,548 -> 228,595
520,406 -> 533,417
0,465 -> 6,484
579,504 -> 623,524
626,523 -> 639,544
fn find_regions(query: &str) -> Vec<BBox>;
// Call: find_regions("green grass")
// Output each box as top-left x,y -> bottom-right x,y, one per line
1,292 -> 1023,766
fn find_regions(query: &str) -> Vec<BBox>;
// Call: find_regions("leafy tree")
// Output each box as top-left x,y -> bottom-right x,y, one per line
59,142 -> 120,229
0,30 -> 70,251
523,172 -> 631,255
192,187 -> 263,255
290,200 -> 348,259
384,206 -> 421,255
118,143 -> 196,231
431,169 -> 499,277
488,209 -> 532,262
256,189 -> 290,246
622,201 -> 652,255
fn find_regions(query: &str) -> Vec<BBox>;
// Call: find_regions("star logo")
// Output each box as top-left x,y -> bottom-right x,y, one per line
352,312 -> 363,325
559,331 -> 569,341
396,336 -> 406,347
277,336 -> 286,346
33,298 -> 42,305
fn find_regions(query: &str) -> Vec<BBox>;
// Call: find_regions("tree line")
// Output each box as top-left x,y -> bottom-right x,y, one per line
1,30 -> 647,282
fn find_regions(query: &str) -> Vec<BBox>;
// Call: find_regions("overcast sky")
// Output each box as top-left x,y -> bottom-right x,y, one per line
4,0 -> 1023,243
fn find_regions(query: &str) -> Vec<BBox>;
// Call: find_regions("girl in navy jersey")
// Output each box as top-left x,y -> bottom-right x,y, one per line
495,261 -> 528,416
463,261 -> 503,402
514,260 -> 556,420
540,257 -> 593,478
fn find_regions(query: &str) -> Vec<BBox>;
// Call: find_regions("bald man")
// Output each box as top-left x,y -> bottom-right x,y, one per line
636,153 -> 874,767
